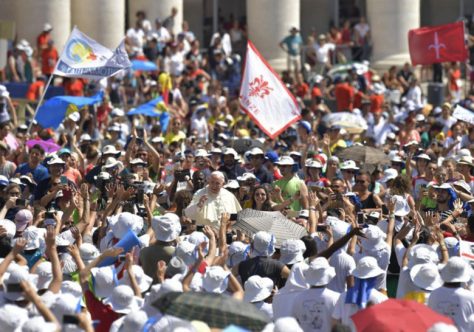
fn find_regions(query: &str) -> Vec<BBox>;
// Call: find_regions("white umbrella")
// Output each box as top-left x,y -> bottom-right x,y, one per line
322,112 -> 368,134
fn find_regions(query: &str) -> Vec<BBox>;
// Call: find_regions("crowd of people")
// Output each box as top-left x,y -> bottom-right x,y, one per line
1,7 -> 474,332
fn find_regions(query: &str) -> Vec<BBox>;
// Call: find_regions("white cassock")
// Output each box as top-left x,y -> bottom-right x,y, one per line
184,187 -> 242,227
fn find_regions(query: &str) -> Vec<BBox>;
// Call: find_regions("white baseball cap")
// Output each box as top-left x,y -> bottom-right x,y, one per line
275,156 -> 296,166
379,168 -> 398,183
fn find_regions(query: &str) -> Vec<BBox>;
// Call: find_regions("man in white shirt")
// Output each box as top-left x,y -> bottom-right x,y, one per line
313,34 -> 335,75
292,258 -> 340,332
366,110 -> 392,147
185,171 -> 241,227
429,257 -> 474,332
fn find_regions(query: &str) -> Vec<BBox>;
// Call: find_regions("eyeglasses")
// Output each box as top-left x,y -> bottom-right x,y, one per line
355,180 -> 366,184
343,170 -> 355,174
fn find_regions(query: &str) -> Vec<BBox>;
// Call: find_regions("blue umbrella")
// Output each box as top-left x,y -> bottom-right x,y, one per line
127,96 -> 170,132
131,59 -> 158,71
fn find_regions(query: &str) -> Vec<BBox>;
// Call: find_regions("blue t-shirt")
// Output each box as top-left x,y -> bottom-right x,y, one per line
282,35 -> 303,56
16,163 -> 49,183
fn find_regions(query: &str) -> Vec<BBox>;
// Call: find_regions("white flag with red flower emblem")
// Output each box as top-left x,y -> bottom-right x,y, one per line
239,41 -> 301,139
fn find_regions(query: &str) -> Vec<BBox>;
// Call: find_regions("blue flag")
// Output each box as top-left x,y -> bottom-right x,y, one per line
127,96 -> 170,132
35,91 -> 104,129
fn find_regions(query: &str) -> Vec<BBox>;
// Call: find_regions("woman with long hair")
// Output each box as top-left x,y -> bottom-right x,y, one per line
250,186 -> 274,211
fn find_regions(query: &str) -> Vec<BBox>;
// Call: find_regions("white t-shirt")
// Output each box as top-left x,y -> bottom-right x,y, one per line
437,116 -> 458,135
313,43 -> 336,64
169,51 -> 185,76
354,23 -> 370,39
332,288 -> 388,326
273,289 -> 307,319
428,286 -> 474,332
254,301 -> 273,320
126,28 -> 145,49
328,249 -> 356,293
292,287 -> 340,332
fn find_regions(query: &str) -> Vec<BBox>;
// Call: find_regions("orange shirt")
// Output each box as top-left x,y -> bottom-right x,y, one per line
353,90 -> 364,109
449,69 -> 461,91
41,47 -> 58,75
370,94 -> 384,113
26,81 -> 45,101
334,83 -> 354,112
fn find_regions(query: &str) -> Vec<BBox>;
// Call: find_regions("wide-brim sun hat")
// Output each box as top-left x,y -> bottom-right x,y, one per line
379,168 -> 398,183
440,256 -> 472,283
392,194 -> 410,217
274,156 -> 295,166
303,257 -> 335,286
151,213 -> 181,242
103,285 -> 143,314
410,263 -> 443,291
279,239 -> 306,265
202,266 -> 230,294
243,275 -> 274,303
352,256 -> 385,279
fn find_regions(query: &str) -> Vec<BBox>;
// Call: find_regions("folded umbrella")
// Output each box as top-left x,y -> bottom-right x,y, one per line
336,145 -> 389,166
232,138 -> 264,154
153,291 -> 270,331
131,59 -> 158,71
235,209 -> 308,246
351,299 -> 454,332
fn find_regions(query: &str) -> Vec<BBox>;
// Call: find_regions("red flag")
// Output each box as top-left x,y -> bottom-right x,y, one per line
239,41 -> 300,139
408,22 -> 468,66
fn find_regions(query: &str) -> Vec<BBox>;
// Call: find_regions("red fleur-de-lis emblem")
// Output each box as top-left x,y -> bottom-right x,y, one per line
248,75 -> 273,99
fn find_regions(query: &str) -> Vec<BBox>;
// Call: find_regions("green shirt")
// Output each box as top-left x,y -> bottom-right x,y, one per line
275,175 -> 304,211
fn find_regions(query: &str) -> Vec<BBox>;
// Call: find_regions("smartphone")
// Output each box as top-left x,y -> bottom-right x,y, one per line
60,175 -> 68,185
118,254 -> 126,262
63,315 -> 80,325
6,283 -> 23,293
175,169 -> 191,182
316,225 -> 328,232
45,211 -> 56,219
357,212 -> 365,225
196,225 -> 204,232
16,199 -> 26,207
57,246 -> 69,254
229,213 -> 238,221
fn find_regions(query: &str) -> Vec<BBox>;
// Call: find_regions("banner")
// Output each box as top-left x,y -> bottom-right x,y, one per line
453,104 -> 474,125
54,27 -> 131,80
408,22 -> 468,65
239,41 -> 300,139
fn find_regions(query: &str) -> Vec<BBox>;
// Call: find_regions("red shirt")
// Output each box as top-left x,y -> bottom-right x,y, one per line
334,83 -> 354,112
41,47 -> 58,75
84,290 -> 121,332
311,86 -> 322,98
370,94 -> 384,113
37,32 -> 50,50
26,81 -> 45,101
65,79 -> 85,96
295,82 -> 309,99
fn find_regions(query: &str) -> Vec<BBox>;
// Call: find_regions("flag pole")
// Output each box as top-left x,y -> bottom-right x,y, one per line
27,74 -> 54,134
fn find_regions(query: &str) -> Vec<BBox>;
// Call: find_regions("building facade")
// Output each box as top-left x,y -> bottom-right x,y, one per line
0,0 -> 472,69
